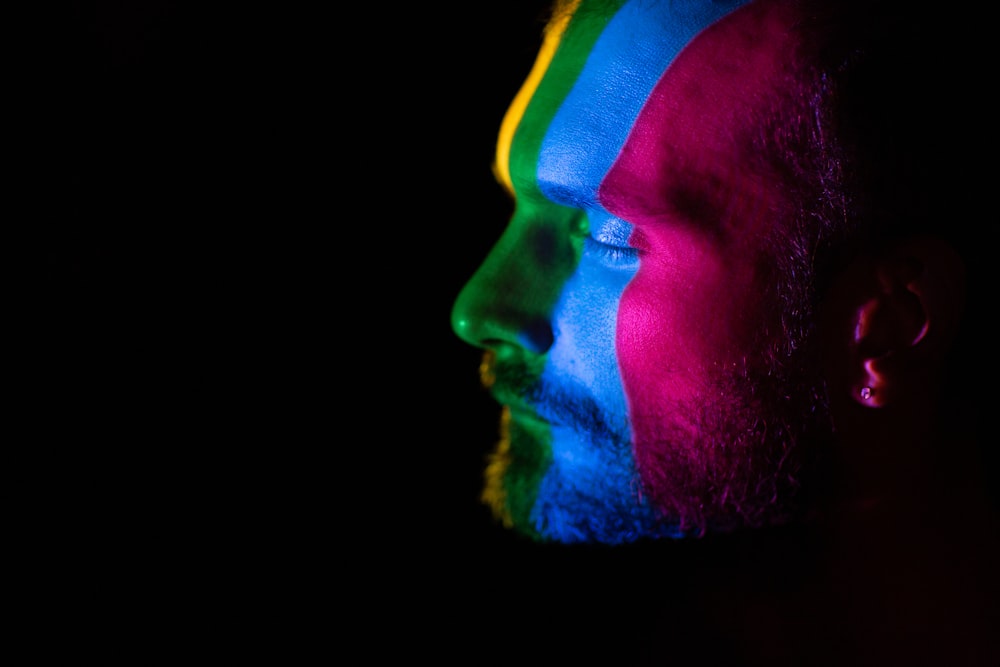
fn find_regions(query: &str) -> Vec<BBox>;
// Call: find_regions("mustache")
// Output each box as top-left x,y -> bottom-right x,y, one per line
479,351 -> 630,449
479,350 -> 542,406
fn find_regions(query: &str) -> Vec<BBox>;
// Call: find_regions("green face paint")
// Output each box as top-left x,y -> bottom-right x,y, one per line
453,0 -> 828,543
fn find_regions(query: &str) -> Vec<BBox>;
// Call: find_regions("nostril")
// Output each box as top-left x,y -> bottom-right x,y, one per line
517,320 -> 554,354
452,279 -> 555,354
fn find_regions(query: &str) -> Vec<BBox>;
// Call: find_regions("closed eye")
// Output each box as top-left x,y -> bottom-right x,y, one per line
583,215 -> 638,268
584,235 -> 639,266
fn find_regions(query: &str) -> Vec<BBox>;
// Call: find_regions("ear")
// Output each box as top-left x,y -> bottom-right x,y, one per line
846,236 -> 966,408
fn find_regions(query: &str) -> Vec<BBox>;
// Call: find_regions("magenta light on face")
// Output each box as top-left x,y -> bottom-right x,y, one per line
450,0 -> 824,543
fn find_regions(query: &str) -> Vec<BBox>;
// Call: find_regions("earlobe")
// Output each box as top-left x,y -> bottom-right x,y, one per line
850,255 -> 927,408
848,236 -> 965,409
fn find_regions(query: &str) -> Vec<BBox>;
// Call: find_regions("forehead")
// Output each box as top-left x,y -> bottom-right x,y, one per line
499,0 -> 753,200
497,0 -> 816,230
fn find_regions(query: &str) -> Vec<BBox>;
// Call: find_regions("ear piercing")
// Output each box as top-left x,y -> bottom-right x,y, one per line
860,386 -> 874,400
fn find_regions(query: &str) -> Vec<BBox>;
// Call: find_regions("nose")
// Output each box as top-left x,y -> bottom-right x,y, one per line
451,228 -> 556,356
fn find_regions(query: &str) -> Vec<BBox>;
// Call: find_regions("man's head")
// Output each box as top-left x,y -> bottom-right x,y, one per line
451,0 -> 980,544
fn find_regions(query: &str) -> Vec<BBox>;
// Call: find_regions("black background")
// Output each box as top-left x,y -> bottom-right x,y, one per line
39,4 -> 551,533
31,3 -> 997,665
34,1 -> 684,663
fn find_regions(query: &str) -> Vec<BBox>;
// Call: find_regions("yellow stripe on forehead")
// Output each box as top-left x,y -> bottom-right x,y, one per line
493,0 -> 581,195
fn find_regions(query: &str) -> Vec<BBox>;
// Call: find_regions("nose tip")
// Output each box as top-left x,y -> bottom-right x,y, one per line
451,273 -> 495,349
451,314 -> 473,346
450,296 -> 479,347
451,282 -> 554,355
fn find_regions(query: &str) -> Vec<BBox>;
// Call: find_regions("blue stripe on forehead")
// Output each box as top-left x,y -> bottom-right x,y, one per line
537,0 -> 752,207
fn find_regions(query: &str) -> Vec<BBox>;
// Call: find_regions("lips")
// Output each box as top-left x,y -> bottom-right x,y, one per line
485,374 -> 555,430
488,370 -> 542,411
482,351 -> 560,428
506,403 -> 554,428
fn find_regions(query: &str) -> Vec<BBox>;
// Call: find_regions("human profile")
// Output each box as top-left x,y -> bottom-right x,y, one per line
450,0 -> 995,661
451,0 -> 995,549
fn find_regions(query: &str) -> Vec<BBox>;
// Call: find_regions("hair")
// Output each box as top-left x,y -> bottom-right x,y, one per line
851,0 -> 991,486
538,0 -> 993,519
803,0 -> 987,379
759,0 -> 991,493
710,0 -> 994,519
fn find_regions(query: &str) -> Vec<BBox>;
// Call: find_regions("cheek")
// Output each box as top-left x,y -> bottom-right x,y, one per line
616,244 -> 761,411
616,265 -> 702,409
547,257 -> 633,419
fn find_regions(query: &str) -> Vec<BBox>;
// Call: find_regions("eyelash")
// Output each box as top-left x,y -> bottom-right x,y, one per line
583,234 -> 639,266
577,216 -> 639,266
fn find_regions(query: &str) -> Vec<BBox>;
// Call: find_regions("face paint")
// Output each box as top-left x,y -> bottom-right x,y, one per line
451,0 -> 787,543
600,0 -> 831,534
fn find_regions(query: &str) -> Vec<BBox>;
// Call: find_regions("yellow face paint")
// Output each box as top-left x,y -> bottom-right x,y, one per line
493,0 -> 581,195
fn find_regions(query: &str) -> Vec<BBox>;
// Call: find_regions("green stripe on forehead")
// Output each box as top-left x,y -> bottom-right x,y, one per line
497,0 -> 627,199
534,0 -> 753,207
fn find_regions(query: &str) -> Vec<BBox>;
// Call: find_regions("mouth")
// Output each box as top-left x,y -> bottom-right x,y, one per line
506,403 -> 549,425
503,400 -> 573,437
489,381 -> 538,415
480,351 -> 561,429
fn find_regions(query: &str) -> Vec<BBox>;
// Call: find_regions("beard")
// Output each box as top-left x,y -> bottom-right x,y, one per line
481,350 -> 683,544
632,366 -> 832,538
480,319 -> 833,543
629,297 -> 836,535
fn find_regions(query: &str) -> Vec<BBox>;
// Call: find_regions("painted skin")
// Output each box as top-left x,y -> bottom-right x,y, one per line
452,0 -> 831,543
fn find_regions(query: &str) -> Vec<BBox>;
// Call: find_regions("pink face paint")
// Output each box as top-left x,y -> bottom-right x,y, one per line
602,0 -> 821,533
454,0 -> 826,542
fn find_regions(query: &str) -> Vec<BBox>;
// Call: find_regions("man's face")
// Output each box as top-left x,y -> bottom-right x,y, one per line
452,0 -> 829,543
